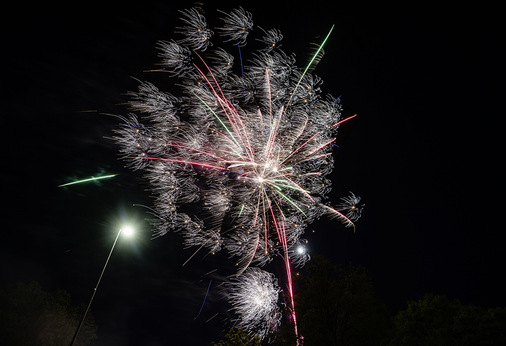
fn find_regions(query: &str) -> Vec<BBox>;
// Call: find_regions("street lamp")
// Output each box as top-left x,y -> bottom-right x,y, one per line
70,226 -> 134,346
121,226 -> 134,238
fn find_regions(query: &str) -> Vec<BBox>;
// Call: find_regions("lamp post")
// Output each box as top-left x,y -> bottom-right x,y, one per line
70,226 -> 134,346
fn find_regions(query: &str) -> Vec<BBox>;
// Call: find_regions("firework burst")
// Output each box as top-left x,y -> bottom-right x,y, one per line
228,267 -> 281,340
113,7 -> 362,342
337,191 -> 364,222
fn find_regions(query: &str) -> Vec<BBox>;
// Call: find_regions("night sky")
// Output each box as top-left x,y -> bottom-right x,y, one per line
2,2 -> 503,345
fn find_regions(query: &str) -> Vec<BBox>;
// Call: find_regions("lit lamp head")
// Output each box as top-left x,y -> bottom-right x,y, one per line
120,226 -> 134,237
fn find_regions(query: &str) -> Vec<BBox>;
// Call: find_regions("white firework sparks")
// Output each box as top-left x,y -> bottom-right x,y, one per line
228,268 -> 281,340
337,191 -> 364,221
113,7 -> 361,341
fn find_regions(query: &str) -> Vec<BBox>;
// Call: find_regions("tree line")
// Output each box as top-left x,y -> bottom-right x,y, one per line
215,256 -> 506,345
0,281 -> 97,345
3,257 -> 505,345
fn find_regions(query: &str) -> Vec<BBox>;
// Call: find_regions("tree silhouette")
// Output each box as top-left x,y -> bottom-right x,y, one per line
275,256 -> 389,345
384,293 -> 506,346
212,327 -> 261,346
0,281 -> 97,345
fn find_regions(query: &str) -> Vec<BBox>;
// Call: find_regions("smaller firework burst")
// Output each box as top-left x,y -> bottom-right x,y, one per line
217,7 -> 254,46
228,268 -> 282,340
337,191 -> 364,221
175,8 -> 213,51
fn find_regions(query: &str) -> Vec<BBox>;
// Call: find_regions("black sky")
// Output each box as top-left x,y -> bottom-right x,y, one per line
2,2 -> 504,345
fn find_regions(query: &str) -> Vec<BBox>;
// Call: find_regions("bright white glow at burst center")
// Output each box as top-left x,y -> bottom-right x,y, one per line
296,246 -> 306,254
257,176 -> 264,183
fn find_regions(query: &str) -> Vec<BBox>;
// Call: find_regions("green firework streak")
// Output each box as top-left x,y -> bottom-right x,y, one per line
58,174 -> 117,187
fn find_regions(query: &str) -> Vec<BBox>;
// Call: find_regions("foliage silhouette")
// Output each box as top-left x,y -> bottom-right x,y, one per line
212,327 -> 261,346
274,256 -> 389,345
0,281 -> 97,345
384,293 -> 506,346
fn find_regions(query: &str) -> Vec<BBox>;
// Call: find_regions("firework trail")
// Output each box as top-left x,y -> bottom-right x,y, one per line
58,174 -> 117,187
113,7 -> 362,342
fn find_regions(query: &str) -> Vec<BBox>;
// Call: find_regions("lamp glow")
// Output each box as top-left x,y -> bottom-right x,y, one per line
121,226 -> 134,237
